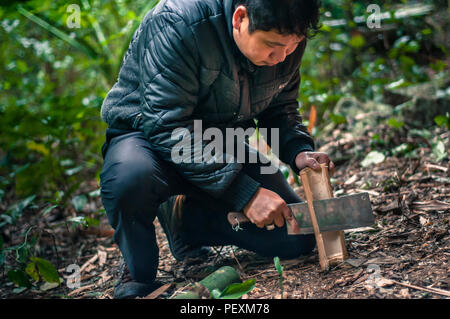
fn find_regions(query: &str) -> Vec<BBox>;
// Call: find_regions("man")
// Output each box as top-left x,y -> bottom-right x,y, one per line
100,0 -> 334,299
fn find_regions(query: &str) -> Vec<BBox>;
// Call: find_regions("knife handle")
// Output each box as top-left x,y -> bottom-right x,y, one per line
227,212 -> 251,228
227,212 -> 276,230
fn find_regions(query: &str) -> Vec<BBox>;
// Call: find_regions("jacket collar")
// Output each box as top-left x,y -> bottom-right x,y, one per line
223,0 -> 256,73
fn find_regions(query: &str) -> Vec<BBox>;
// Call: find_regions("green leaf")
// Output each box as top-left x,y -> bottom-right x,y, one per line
329,113 -> 347,125
210,288 -> 222,299
349,34 -> 365,49
72,195 -> 87,212
434,114 -> 449,128
88,188 -> 101,197
7,195 -> 36,220
8,269 -> 32,288
65,165 -> 84,176
25,261 -> 39,282
42,205 -> 58,216
68,216 -> 87,227
40,280 -> 62,291
432,141 -> 447,162
85,217 -> 100,227
213,279 -> 256,299
387,117 -> 404,129
361,151 -> 385,168
392,143 -> 413,156
12,287 -> 28,294
30,257 -> 60,283
0,214 -> 13,228
274,256 -> 283,275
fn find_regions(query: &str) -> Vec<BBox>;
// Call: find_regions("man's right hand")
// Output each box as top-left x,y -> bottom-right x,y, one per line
243,187 -> 300,232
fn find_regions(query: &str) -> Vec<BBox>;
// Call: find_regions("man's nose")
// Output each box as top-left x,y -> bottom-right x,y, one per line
270,49 -> 287,64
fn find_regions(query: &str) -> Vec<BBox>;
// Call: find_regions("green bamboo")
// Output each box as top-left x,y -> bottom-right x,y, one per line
172,266 -> 241,299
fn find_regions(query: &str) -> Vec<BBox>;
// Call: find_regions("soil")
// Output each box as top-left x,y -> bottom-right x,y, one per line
0,124 -> 449,299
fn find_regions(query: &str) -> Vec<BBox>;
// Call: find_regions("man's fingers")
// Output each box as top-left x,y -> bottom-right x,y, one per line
273,213 -> 284,228
281,206 -> 300,233
306,157 -> 321,170
313,153 -> 336,173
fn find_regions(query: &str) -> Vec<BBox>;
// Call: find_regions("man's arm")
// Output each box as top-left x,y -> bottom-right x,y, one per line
138,11 -> 260,212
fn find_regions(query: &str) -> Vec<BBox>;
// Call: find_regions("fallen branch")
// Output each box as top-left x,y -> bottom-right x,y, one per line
382,278 -> 450,297
67,284 -> 95,297
144,283 -> 173,299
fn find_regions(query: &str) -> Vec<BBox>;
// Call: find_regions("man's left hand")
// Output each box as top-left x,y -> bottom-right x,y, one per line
295,151 -> 335,174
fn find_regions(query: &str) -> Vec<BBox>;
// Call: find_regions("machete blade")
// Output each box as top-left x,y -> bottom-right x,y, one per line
287,192 -> 374,235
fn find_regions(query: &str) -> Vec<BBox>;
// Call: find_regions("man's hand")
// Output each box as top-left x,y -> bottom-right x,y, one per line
295,151 -> 335,174
243,187 -> 300,232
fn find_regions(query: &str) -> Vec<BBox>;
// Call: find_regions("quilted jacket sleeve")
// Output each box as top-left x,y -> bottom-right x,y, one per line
257,41 -> 315,175
138,11 -> 260,212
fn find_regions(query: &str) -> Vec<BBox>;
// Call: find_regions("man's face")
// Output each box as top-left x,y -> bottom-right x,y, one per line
232,6 -> 304,66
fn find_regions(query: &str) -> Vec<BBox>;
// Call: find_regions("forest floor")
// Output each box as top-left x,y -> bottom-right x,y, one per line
1,122 -> 449,299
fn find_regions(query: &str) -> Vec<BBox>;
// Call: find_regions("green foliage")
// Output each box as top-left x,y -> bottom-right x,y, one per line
434,113 -> 450,129
8,269 -> 32,288
300,0 -> 448,126
210,279 -> 256,299
0,0 -> 160,208
26,257 -> 60,284
0,195 -> 35,229
361,151 -> 386,167
71,194 -> 87,212
387,117 -> 405,129
273,256 -> 284,298
1,225 -> 60,289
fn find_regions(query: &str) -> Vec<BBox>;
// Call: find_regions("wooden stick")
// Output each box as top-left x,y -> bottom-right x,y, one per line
300,164 -> 348,270
390,279 -> 450,297
300,167 -> 329,270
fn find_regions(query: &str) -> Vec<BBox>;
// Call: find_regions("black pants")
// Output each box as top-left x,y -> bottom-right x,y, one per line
100,130 -> 315,284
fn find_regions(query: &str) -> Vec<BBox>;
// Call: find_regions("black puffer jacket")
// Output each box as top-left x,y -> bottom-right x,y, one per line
100,0 -> 314,211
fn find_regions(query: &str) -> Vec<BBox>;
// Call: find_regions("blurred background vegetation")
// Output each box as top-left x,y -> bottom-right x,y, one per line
0,0 -> 448,289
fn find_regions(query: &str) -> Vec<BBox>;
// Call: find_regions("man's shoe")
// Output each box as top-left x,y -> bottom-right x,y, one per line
157,196 -> 213,261
114,259 -> 162,299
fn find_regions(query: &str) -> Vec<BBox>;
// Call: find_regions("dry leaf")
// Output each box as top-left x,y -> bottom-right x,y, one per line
98,250 -> 107,267
399,288 -> 410,298
419,216 -> 430,226
377,277 -> 394,287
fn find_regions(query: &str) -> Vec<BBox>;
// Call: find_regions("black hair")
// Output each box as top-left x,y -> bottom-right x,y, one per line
233,0 -> 321,38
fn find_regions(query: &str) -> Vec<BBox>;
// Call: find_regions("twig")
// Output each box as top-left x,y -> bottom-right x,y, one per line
168,282 -> 192,299
389,279 -> 450,297
80,254 -> 98,273
211,246 -> 225,264
231,247 -> 245,275
67,283 -> 95,297
143,283 -> 173,299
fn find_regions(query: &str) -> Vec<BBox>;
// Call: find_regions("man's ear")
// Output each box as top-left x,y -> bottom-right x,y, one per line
232,5 -> 247,30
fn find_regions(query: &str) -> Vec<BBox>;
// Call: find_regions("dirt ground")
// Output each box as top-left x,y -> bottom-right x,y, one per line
1,125 -> 449,299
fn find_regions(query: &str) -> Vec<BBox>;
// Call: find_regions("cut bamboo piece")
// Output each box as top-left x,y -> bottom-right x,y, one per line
172,266 -> 241,299
300,163 -> 348,270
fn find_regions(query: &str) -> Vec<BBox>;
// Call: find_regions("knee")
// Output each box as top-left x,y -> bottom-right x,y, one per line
100,157 -> 163,205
